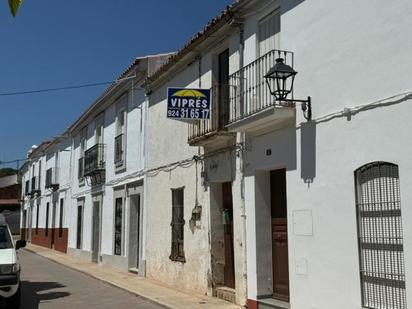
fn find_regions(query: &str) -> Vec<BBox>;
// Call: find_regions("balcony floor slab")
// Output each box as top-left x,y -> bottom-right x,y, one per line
226,106 -> 295,134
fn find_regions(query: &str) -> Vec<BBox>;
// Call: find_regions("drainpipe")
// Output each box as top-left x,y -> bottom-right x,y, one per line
139,89 -> 150,278
238,25 -> 248,307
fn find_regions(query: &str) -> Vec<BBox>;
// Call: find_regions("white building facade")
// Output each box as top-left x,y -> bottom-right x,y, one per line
145,0 -> 412,308
20,137 -> 72,253
19,1 -> 412,308
66,54 -> 169,274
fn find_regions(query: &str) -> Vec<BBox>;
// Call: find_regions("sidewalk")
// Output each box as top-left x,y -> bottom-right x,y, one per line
24,244 -> 240,309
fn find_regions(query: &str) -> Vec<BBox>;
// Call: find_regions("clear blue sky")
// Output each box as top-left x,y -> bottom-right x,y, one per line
0,0 -> 233,167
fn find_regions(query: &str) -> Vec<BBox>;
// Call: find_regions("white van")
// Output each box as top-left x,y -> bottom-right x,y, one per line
0,220 -> 25,308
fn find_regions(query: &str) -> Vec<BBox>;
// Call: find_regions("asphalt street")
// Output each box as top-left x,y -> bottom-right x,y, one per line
11,249 -> 164,309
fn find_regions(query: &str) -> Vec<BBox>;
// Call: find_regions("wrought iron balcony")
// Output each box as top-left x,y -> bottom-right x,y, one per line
188,84 -> 235,146
84,144 -> 105,177
227,49 -> 295,132
45,167 -> 59,190
114,134 -> 124,167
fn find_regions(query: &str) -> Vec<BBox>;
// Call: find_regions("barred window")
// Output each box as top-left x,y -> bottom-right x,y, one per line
170,188 -> 185,262
114,197 -> 123,256
355,162 -> 406,309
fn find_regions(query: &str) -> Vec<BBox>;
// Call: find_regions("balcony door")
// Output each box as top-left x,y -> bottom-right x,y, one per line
95,114 -> 104,144
218,49 -> 230,128
95,114 -> 105,170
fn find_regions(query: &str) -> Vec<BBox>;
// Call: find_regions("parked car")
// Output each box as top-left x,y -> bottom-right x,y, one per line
0,219 -> 25,308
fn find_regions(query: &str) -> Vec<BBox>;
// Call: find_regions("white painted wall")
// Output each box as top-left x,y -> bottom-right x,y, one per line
241,0 -> 412,308
65,56 -> 168,272
145,32 -> 248,302
20,137 -> 73,233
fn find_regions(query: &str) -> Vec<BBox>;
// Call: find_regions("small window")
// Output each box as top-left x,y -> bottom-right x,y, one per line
76,204 -> 83,249
59,198 -> 64,238
355,162 -> 406,309
114,197 -> 123,255
45,202 -> 49,236
170,188 -> 185,262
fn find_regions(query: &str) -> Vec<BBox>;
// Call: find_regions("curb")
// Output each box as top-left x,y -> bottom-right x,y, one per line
23,247 -> 172,309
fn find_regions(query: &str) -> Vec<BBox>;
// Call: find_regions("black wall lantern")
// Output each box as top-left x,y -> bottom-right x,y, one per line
265,58 -> 312,121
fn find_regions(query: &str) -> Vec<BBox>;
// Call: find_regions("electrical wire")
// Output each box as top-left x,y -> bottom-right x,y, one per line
0,81 -> 115,97
0,75 -> 139,97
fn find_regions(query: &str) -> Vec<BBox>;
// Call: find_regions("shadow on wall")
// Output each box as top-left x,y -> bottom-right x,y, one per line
18,281 -> 70,309
281,0 -> 307,14
300,121 -> 316,184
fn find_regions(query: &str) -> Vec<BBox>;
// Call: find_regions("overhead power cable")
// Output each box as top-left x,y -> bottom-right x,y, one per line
0,81 -> 114,97
0,75 -> 137,97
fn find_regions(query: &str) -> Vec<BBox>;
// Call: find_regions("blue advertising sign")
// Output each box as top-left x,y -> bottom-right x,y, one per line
167,88 -> 211,120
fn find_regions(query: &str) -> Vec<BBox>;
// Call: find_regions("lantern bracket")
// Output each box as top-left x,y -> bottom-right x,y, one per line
279,96 -> 312,121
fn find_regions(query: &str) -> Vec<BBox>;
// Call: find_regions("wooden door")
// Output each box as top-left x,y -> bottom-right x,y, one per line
22,210 -> 27,240
222,182 -> 235,289
51,202 -> 57,248
128,194 -> 141,270
92,200 -> 100,263
271,170 -> 289,302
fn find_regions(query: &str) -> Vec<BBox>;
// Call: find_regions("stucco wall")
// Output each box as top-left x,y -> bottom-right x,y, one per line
241,0 -> 412,307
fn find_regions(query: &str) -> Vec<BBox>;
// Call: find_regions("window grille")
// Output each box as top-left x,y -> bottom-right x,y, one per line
114,197 -> 123,256
170,188 -> 185,262
355,162 -> 406,309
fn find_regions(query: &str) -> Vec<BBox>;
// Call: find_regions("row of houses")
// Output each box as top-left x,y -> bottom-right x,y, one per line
19,0 -> 412,308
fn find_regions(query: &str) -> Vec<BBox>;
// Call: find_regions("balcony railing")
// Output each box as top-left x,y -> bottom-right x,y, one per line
45,167 -> 59,189
114,134 -> 124,166
84,144 -> 105,176
227,49 -> 294,124
188,84 -> 232,143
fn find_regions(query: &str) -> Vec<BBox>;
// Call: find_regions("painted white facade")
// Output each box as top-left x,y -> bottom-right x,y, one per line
145,0 -> 412,308
66,55 -> 170,273
20,138 -> 72,251
18,1 -> 412,308
144,6 -> 248,304
228,0 -> 412,308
